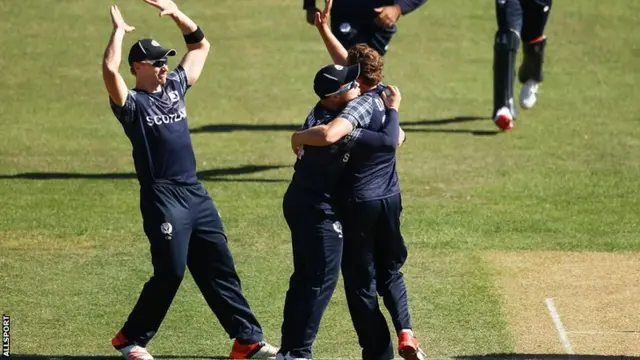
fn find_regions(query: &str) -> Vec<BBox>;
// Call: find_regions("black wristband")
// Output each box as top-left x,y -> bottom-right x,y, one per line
184,27 -> 204,44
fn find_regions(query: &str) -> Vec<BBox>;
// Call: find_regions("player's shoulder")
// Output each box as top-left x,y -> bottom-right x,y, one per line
346,94 -> 374,109
167,65 -> 186,81
363,90 -> 384,111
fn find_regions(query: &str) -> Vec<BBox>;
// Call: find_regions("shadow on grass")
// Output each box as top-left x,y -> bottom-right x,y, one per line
402,116 -> 499,136
0,165 -> 290,183
455,354 -> 640,360
189,116 -> 497,136
11,355 -> 230,360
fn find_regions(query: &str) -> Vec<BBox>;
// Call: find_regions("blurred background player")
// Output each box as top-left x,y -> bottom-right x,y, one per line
493,0 -> 553,130
303,0 -> 428,56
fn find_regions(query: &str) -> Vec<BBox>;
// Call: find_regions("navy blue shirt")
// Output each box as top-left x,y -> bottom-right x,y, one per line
290,103 -> 352,198
110,65 -> 197,186
342,86 -> 400,202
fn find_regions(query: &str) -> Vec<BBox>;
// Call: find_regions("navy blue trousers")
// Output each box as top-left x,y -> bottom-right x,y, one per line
118,183 -> 263,347
341,193 -> 410,360
280,184 -> 343,359
496,0 -> 552,42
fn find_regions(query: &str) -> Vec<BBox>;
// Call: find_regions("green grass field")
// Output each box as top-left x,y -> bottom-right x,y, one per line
1,0 -> 639,359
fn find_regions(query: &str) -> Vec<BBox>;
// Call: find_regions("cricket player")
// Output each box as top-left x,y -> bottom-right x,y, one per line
289,6 -> 425,360
303,0 -> 428,55
278,63 -> 404,360
101,1 -> 277,359
493,0 -> 553,130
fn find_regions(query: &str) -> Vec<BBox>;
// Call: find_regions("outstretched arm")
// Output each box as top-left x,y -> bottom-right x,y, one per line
314,0 -> 348,65
102,5 -> 135,107
142,0 -> 210,86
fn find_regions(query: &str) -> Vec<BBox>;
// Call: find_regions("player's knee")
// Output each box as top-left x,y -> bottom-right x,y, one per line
309,269 -> 340,289
154,264 -> 187,285
375,269 -> 403,294
494,29 -> 520,52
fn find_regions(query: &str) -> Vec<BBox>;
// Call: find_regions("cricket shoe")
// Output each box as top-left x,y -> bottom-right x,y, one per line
520,79 -> 539,109
398,331 -> 426,360
275,352 -> 310,360
494,106 -> 515,131
115,345 -> 153,360
229,340 -> 278,359
112,331 -> 153,360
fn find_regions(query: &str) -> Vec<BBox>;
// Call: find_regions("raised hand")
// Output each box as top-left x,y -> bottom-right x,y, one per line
314,0 -> 332,29
110,5 -> 135,32
141,0 -> 179,17
321,0 -> 333,18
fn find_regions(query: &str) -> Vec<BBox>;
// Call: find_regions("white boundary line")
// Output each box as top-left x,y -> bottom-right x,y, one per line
545,297 -> 574,354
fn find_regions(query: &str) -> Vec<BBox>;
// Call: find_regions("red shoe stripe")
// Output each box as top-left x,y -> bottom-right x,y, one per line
229,340 -> 261,359
112,331 -> 128,348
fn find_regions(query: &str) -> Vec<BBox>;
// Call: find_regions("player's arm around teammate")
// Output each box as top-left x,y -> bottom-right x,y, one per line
290,86 -> 404,155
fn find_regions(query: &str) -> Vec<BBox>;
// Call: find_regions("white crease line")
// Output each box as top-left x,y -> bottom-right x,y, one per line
569,330 -> 640,335
545,297 -> 574,354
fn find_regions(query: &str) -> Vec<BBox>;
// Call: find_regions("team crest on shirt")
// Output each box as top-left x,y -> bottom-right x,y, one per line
161,222 -> 173,240
332,221 -> 343,238
168,90 -> 180,103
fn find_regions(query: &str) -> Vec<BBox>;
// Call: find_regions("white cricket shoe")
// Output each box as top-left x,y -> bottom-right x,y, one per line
275,352 -> 310,360
250,342 -> 278,359
520,79 -> 540,109
117,345 -> 153,360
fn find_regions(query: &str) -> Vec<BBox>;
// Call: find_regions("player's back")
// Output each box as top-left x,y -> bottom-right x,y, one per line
342,87 -> 400,202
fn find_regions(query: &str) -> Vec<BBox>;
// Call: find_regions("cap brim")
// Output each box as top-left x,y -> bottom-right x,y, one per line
147,47 -> 177,61
157,48 -> 177,59
343,63 -> 361,84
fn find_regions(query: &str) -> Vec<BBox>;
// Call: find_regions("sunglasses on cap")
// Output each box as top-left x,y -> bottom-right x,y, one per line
324,80 -> 358,97
140,58 -> 168,68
